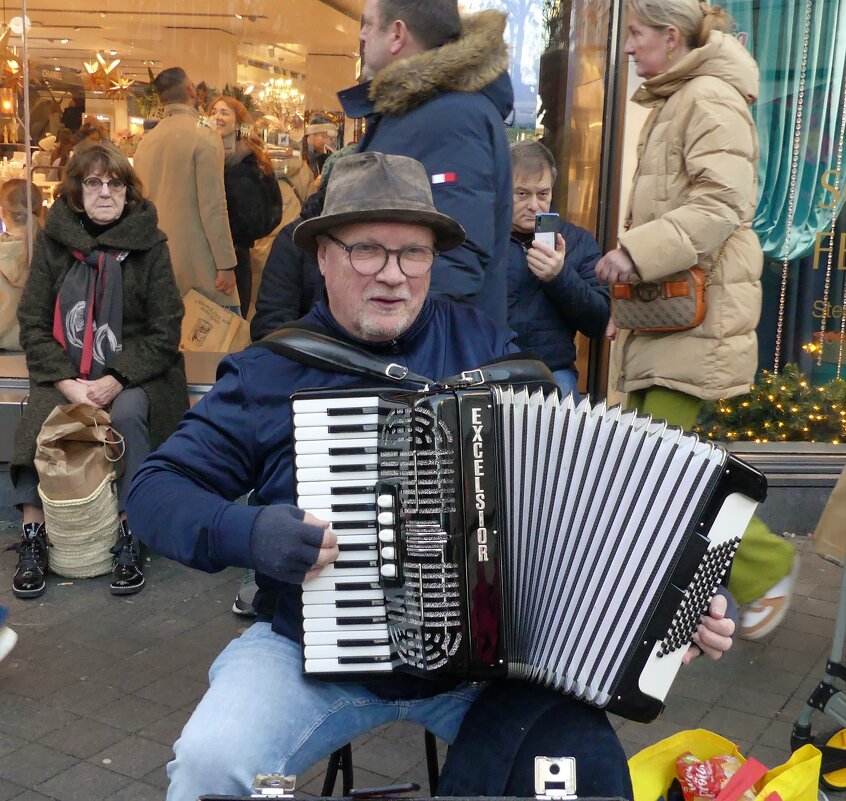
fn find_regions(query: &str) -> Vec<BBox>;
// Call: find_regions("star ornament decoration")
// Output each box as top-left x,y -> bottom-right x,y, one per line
107,75 -> 135,99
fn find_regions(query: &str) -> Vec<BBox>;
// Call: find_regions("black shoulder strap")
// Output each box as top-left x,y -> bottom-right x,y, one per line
252,322 -> 558,393
251,322 -> 435,387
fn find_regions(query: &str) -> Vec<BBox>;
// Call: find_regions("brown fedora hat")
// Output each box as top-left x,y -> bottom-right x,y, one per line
293,151 -> 465,253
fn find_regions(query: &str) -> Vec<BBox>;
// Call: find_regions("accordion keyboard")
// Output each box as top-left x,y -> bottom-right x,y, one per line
293,395 -> 395,674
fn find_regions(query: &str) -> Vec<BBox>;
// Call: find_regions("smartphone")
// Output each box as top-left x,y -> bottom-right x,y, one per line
534,212 -> 559,250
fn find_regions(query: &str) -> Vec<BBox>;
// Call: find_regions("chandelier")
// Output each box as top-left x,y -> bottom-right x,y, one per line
257,78 -> 304,130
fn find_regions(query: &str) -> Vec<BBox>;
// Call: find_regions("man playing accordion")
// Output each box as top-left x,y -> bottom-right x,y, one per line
127,152 -> 736,801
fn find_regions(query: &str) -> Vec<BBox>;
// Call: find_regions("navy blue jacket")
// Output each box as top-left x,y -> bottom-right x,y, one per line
339,53 -> 513,327
506,220 -> 610,373
128,297 -> 516,647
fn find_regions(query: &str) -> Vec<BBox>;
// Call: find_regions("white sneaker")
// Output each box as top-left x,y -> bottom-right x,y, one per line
739,555 -> 801,640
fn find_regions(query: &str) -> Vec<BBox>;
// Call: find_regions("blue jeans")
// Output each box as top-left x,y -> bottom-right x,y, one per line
166,623 -> 483,801
552,367 -> 579,401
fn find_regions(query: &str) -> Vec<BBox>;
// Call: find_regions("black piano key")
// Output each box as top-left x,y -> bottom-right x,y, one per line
335,560 -> 378,569
329,423 -> 380,434
336,581 -> 382,591
331,486 -> 375,496
331,503 -> 376,513
338,655 -> 393,664
328,446 -> 379,456
337,543 -> 376,552
338,638 -> 390,647
334,521 -> 376,530
326,406 -> 380,416
336,598 -> 383,608
338,615 -> 387,625
330,464 -> 378,473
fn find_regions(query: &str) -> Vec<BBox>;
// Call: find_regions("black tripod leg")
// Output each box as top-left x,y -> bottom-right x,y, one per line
322,747 -> 343,796
341,742 -> 355,795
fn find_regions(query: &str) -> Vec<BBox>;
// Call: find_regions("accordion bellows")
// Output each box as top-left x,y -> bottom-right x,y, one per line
293,385 -> 766,722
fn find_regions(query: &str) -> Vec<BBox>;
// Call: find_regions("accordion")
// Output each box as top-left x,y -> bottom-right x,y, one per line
292,384 -> 766,722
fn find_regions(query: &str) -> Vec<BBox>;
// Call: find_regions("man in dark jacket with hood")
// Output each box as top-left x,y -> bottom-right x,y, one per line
340,0 -> 513,326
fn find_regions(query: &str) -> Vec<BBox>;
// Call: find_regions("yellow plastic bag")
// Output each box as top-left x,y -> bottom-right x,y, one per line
628,728 -> 821,801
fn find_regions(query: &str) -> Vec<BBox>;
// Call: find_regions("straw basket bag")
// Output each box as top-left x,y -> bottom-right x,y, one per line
34,403 -> 125,579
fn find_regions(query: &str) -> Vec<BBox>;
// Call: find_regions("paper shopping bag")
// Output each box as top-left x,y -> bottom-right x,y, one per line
180,288 -> 251,353
34,402 -> 122,502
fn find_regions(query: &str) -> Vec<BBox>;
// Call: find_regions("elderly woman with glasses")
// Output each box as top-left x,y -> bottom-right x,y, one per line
9,141 -> 187,600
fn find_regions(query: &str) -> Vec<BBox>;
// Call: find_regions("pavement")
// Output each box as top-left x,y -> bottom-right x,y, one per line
0,522 -> 838,800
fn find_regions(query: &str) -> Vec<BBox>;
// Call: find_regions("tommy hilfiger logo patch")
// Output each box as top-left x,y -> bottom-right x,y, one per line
431,172 -> 457,185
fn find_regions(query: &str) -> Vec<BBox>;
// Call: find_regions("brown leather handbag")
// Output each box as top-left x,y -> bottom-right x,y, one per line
611,267 -> 708,333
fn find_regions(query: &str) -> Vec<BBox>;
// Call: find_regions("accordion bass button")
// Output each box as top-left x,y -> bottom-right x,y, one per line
377,511 -> 395,525
381,546 -> 396,560
377,495 -> 393,509
378,529 -> 395,542
380,564 -> 397,579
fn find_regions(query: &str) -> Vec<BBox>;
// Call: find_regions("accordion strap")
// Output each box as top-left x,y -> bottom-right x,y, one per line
253,323 -> 435,387
253,322 -> 557,392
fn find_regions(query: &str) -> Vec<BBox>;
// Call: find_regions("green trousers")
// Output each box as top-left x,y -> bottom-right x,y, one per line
627,386 -> 794,605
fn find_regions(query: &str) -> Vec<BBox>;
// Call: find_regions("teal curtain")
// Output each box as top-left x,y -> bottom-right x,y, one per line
725,0 -> 846,261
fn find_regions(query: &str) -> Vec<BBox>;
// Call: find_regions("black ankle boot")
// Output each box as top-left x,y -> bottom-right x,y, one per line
110,520 -> 144,596
8,522 -> 50,599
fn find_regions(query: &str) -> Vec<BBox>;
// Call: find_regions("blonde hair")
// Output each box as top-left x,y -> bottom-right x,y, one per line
628,0 -> 732,49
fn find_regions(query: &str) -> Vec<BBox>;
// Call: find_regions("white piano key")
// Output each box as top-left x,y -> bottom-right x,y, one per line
302,588 -> 384,604
297,478 -> 376,496
295,438 -> 378,455
294,411 -> 381,428
308,563 -> 379,580
303,617 -> 387,633
305,644 -> 392,660
301,508 -> 375,522
302,603 -> 386,619
304,658 -> 394,673
295,453 -> 378,469
297,466 -> 378,483
292,396 -> 381,413
297,494 -> 376,509
296,427 -> 378,441
303,574 -> 381,592
303,629 -> 388,646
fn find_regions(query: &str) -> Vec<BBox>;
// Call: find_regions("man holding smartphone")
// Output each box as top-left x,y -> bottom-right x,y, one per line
506,140 -> 610,397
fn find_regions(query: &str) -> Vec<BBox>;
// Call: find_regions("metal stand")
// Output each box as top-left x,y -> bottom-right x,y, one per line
791,562 -> 846,786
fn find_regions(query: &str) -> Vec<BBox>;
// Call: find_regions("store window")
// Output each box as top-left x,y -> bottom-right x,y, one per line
614,0 -> 846,443
0,0 -> 363,388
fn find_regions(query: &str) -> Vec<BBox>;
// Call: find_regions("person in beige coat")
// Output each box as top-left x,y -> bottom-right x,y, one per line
134,67 -> 238,309
595,0 -> 796,641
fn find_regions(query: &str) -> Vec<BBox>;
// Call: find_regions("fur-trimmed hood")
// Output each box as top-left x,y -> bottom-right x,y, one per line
370,10 -> 510,117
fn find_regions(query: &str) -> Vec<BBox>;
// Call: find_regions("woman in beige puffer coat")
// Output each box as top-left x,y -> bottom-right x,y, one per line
595,0 -> 796,641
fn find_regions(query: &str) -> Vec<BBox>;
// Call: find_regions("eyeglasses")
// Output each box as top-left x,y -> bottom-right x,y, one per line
324,233 -> 437,277
82,177 -> 126,192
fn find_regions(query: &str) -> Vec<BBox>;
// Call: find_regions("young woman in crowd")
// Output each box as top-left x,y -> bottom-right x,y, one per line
208,95 -> 282,317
